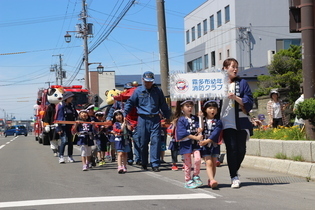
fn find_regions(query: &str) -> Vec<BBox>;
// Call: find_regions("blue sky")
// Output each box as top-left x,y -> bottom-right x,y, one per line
0,0 -> 206,120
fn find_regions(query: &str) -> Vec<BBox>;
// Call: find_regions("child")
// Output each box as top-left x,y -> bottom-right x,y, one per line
95,111 -> 108,166
72,110 -> 97,171
199,100 -> 223,189
175,100 -> 203,189
112,110 -> 131,174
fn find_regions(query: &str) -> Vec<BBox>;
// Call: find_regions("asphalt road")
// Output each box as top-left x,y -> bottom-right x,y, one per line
0,134 -> 314,210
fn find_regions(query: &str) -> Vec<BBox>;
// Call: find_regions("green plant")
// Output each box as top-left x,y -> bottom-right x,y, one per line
253,45 -> 302,103
295,98 -> 315,126
252,126 -> 307,140
291,155 -> 304,162
275,153 -> 287,159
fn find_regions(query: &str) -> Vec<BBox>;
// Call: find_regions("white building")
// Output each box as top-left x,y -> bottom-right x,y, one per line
184,0 -> 301,72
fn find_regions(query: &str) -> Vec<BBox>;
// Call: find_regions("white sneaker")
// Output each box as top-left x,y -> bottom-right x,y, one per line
53,153 -> 58,157
59,156 -> 65,164
68,156 -> 75,163
231,176 -> 241,188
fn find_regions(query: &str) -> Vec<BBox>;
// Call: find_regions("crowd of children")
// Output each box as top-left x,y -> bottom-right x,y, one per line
51,59 -> 254,189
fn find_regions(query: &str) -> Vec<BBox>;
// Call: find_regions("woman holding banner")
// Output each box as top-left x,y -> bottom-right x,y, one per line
220,58 -> 253,189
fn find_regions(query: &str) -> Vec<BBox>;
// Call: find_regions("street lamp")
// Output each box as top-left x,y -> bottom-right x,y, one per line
64,33 -> 72,43
88,62 -> 104,74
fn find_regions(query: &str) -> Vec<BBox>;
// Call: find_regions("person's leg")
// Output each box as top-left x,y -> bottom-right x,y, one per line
235,130 -> 247,173
138,117 -> 149,168
192,150 -> 201,176
223,129 -> 239,178
183,153 -> 192,182
132,129 -> 141,164
66,131 -> 73,157
127,140 -> 134,165
58,132 -> 66,160
149,117 -> 161,168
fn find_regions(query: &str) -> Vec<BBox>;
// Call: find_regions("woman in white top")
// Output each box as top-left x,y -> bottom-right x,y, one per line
266,90 -> 288,128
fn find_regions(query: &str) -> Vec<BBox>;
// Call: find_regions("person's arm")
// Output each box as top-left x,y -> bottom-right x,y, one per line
158,88 -> 171,119
124,90 -> 138,117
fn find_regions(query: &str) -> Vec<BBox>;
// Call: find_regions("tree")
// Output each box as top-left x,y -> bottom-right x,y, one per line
253,45 -> 302,104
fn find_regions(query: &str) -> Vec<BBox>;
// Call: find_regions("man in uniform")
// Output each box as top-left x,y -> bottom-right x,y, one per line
124,71 -> 170,172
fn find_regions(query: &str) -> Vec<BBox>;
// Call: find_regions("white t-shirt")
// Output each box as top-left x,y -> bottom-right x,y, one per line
294,94 -> 304,124
273,102 -> 282,119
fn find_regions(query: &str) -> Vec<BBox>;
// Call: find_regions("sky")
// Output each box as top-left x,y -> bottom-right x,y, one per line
0,0 -> 207,120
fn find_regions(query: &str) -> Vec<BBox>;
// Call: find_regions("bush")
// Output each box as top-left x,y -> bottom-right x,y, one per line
295,98 -> 315,126
252,126 -> 306,140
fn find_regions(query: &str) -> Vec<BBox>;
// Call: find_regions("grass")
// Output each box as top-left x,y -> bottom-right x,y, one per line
275,153 -> 305,162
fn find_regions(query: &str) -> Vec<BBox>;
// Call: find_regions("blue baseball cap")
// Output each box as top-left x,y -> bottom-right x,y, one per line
142,71 -> 154,82
124,82 -> 133,89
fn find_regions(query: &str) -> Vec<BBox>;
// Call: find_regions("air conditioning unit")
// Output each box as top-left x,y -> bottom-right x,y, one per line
267,50 -> 275,65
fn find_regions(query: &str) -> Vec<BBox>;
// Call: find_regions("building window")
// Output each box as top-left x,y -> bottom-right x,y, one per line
197,23 -> 201,38
186,30 -> 190,44
210,15 -> 214,31
276,39 -> 301,51
188,57 -> 203,72
204,54 -> 209,69
225,5 -> 230,23
211,51 -> 216,67
217,10 -> 222,27
192,26 -> 196,41
227,49 -> 230,57
203,19 -> 208,34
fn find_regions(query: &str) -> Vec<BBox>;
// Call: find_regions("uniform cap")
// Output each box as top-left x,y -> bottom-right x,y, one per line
124,82 -> 133,89
142,71 -> 154,82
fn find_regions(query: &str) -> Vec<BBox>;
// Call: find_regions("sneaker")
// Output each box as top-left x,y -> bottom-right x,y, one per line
231,176 -> 241,188
185,180 -> 197,189
53,152 -> 58,157
123,165 -> 127,173
99,160 -> 105,166
193,175 -> 203,187
59,156 -> 65,164
171,165 -> 179,171
105,155 -> 112,162
68,156 -> 75,163
208,179 -> 218,189
118,166 -> 124,174
82,165 -> 88,171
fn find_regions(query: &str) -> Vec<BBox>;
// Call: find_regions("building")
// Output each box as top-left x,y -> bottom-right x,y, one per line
184,0 -> 301,73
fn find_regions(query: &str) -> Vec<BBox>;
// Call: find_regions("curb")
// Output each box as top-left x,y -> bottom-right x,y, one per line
240,155 -> 315,180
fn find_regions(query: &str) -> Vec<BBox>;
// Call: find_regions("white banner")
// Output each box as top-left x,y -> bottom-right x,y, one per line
169,72 -> 227,101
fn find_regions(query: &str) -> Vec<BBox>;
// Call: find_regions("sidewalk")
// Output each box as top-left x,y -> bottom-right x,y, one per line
163,139 -> 315,181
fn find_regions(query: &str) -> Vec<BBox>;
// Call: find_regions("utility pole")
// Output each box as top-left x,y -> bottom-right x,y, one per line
290,0 -> 315,139
82,0 -> 90,90
156,0 -> 170,96
301,0 -> 315,139
52,54 -> 64,85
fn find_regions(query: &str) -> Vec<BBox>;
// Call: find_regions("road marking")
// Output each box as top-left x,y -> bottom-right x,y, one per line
0,137 -> 17,150
0,193 -> 214,208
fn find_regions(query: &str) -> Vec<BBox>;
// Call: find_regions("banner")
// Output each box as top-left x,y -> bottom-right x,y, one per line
169,72 -> 227,101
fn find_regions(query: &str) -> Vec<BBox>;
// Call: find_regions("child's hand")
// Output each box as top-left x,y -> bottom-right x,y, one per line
198,111 -> 204,117
199,139 -> 208,146
195,134 -> 203,141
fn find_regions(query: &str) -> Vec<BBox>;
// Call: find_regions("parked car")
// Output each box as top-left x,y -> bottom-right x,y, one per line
4,125 -> 28,137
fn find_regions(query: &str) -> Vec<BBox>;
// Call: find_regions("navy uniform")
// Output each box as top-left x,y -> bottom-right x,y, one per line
124,71 -> 170,172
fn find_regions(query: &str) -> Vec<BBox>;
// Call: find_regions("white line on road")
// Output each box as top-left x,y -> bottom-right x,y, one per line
0,145 -> 4,149
0,193 -> 214,208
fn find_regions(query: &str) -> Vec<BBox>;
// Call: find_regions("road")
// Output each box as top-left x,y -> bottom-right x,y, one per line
0,134 -> 314,210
